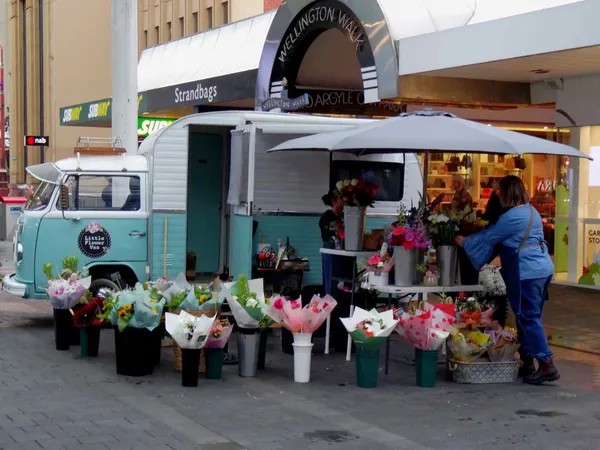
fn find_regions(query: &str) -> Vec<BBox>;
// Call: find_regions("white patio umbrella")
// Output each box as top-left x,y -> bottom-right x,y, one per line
268,109 -> 591,159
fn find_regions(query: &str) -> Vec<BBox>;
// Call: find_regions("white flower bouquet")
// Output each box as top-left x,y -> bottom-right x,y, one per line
43,256 -> 91,310
165,310 -> 216,349
480,264 -> 506,297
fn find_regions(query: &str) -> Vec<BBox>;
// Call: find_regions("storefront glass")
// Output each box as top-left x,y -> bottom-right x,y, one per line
420,128 -> 571,276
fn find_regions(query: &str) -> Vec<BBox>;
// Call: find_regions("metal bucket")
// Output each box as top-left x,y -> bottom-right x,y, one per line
237,328 -> 260,377
394,246 -> 415,286
436,245 -> 457,286
343,206 -> 366,251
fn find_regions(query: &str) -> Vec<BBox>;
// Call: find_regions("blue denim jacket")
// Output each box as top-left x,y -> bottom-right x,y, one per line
463,205 -> 554,281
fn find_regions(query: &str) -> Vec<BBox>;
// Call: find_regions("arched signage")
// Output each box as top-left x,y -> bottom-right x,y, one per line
256,0 -> 398,111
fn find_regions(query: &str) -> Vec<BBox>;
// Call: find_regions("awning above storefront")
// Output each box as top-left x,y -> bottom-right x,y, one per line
137,12 -> 274,92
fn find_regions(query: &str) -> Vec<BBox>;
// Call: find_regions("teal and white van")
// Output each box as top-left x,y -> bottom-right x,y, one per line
4,111 -> 422,299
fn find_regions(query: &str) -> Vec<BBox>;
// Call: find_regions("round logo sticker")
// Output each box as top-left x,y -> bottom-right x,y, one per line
77,221 -> 111,258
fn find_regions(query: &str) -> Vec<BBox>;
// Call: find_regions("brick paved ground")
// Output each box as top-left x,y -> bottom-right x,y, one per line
2,295 -> 600,450
3,239 -> 600,449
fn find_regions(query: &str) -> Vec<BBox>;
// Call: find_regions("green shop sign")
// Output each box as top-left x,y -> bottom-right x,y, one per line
60,94 -> 149,126
137,118 -> 174,138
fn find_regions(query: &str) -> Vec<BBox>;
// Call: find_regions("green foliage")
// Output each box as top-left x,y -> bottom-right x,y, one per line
43,263 -> 54,281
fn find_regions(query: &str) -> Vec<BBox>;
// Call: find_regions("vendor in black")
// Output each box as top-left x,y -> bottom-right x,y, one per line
319,191 -> 353,353
319,191 -> 344,247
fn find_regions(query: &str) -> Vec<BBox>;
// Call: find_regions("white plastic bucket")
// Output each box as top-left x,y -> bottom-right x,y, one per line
292,343 -> 314,383
368,271 -> 389,287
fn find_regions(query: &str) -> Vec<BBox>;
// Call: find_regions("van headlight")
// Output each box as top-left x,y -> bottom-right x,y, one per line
16,243 -> 23,263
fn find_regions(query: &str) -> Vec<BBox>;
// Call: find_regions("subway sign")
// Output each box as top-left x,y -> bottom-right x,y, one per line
137,118 -> 174,138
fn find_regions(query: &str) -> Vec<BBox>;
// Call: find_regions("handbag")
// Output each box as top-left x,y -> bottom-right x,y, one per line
446,154 -> 460,172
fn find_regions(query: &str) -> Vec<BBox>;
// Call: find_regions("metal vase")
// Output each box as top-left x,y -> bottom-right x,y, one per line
436,245 -> 458,286
343,206 -> 366,251
394,246 -> 415,286
237,329 -> 260,378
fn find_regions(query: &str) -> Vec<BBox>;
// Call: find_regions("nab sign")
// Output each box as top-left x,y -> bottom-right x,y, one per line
24,136 -> 50,147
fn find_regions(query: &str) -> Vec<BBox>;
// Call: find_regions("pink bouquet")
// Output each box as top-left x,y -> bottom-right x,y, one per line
389,221 -> 431,250
395,302 -> 455,351
205,319 -> 234,349
366,252 -> 393,274
267,295 -> 337,334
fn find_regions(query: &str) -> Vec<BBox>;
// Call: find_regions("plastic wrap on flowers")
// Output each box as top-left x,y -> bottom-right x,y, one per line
340,307 -> 398,348
221,276 -> 268,329
47,276 -> 92,310
165,311 -> 216,349
395,304 -> 454,351
486,329 -> 519,362
267,295 -> 337,334
448,331 -> 490,362
204,319 -> 234,349
108,288 -> 166,332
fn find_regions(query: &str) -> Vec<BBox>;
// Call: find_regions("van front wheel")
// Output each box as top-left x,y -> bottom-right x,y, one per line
90,278 -> 120,299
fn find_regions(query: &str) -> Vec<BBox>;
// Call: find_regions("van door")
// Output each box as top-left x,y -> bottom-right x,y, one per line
33,173 -> 148,293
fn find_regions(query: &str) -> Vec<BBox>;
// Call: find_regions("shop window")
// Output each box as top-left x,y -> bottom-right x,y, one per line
222,1 -> 229,24
57,176 -> 141,211
207,7 -> 213,28
192,12 -> 199,33
330,161 -> 404,202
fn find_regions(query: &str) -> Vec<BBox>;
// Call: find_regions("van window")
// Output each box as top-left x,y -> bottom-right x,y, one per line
57,176 -> 141,211
25,182 -> 55,211
330,161 -> 404,202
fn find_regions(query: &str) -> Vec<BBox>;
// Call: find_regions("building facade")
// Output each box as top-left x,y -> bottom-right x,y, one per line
6,0 -> 268,186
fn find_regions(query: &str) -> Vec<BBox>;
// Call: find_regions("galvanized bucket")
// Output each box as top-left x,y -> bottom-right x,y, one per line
343,206 -> 366,251
436,245 -> 457,286
394,246 -> 415,286
237,329 -> 260,377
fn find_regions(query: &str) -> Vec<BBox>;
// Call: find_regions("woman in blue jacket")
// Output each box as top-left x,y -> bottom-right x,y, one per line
455,176 -> 559,385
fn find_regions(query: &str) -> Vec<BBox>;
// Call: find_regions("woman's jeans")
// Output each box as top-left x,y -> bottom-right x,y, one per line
511,276 -> 553,363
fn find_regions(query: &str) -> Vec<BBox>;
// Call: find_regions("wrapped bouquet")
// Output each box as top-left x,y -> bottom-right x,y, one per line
396,302 -> 454,351
448,330 -> 491,362
43,256 -> 91,310
480,264 -> 506,297
221,275 -> 271,329
340,307 -> 398,348
267,295 -> 337,334
165,310 -> 216,349
104,285 -> 166,332
205,319 -> 234,349
486,328 -> 519,362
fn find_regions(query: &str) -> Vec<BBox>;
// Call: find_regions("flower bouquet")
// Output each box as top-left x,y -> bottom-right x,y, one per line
165,311 -> 216,387
480,264 -> 508,325
427,213 -> 460,285
72,296 -> 105,357
455,294 -> 495,326
448,330 -> 491,362
221,275 -> 271,377
43,257 -> 92,351
204,319 -> 234,380
340,307 -> 398,388
103,286 -> 166,376
485,328 -> 519,362
267,295 -> 337,383
395,302 -> 455,387
335,179 -> 378,251
365,246 -> 393,287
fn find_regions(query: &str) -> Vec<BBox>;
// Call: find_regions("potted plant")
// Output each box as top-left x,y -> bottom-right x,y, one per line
365,247 -> 393,287
43,257 -> 91,351
72,295 -> 105,357
335,179 -> 378,251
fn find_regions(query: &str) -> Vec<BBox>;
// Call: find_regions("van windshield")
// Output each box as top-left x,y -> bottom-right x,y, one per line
25,182 -> 55,211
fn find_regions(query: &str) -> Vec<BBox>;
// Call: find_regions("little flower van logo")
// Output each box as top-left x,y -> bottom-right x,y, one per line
78,221 -> 111,258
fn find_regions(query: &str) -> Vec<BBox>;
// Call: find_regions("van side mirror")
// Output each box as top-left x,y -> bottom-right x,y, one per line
59,184 -> 70,210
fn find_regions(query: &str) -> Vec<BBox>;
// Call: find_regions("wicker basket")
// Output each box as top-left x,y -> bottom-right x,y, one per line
449,359 -> 519,384
172,310 -> 218,373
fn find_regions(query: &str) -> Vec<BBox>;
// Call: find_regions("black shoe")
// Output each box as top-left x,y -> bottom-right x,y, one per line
519,355 -> 536,378
524,360 -> 560,385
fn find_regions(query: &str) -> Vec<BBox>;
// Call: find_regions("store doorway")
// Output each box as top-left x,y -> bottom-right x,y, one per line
186,132 -> 225,276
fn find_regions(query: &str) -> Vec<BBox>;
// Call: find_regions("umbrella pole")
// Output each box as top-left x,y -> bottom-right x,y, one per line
422,151 -> 429,201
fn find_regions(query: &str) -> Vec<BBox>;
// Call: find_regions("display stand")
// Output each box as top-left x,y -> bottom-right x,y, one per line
364,284 -> 483,374
320,248 -> 372,361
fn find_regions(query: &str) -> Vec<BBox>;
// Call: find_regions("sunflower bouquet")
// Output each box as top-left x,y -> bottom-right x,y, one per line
106,285 -> 166,332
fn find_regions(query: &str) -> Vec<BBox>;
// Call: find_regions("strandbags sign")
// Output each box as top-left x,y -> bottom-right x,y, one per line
138,118 -> 174,138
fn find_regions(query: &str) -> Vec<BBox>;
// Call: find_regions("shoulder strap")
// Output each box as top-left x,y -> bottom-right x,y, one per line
518,205 -> 535,250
